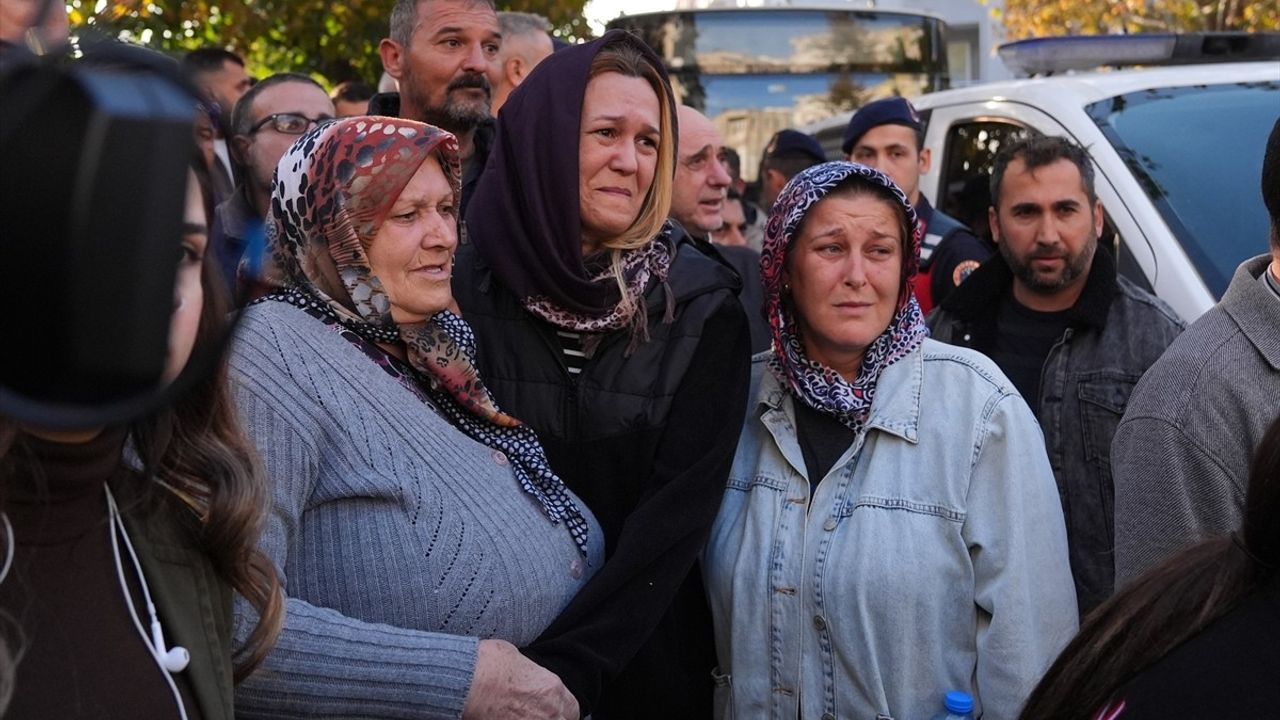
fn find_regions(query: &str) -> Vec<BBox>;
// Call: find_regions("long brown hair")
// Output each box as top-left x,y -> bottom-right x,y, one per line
0,172 -> 284,684
1019,412 -> 1280,719
128,246 -> 284,681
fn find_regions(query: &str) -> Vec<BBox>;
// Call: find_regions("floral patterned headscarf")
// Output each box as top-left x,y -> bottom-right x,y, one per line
263,117 -> 589,555
761,161 -> 928,433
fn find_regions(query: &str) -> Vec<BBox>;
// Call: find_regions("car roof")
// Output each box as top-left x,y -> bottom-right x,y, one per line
804,62 -> 1279,136
916,62 -> 1279,109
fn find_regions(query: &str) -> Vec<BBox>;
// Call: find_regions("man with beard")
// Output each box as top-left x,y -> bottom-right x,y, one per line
377,0 -> 501,218
927,136 -> 1184,618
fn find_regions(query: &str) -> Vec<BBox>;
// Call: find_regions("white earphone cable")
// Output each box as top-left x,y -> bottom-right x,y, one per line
105,484 -> 189,720
0,513 -> 14,586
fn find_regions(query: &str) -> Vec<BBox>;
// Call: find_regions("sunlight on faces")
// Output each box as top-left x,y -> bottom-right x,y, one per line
578,72 -> 661,252
990,157 -> 1102,304
847,124 -> 928,204
787,192 -> 904,379
165,171 -> 208,383
366,155 -> 459,324
671,106 -> 731,234
391,0 -> 500,129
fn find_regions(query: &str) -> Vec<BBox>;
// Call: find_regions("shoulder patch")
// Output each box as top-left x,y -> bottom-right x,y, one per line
952,259 -> 981,287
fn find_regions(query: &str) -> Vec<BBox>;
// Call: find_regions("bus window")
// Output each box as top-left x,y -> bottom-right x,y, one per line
610,9 -> 948,182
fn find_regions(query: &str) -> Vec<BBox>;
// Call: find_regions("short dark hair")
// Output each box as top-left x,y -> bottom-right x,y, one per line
230,73 -> 326,139
990,135 -> 1096,207
763,152 -> 821,184
331,80 -> 375,104
181,47 -> 244,80
1262,117 -> 1280,249
721,147 -> 742,179
389,0 -> 497,48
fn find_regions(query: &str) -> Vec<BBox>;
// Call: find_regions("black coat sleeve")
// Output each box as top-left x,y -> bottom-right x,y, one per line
521,294 -> 751,716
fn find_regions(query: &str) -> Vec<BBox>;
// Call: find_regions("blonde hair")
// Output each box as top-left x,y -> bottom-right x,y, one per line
586,37 -> 676,320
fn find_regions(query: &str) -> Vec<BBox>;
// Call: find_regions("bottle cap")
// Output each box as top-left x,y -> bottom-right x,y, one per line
945,690 -> 974,714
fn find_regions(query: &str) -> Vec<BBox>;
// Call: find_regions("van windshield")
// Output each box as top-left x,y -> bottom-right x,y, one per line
1088,80 -> 1279,297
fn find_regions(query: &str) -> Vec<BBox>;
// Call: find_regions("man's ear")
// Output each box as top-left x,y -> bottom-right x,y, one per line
918,146 -> 932,175
379,39 -> 405,80
1092,198 -> 1105,240
231,133 -> 252,167
506,56 -> 526,85
988,205 -> 1001,245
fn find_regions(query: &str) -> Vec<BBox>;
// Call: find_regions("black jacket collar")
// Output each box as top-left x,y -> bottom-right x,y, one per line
939,244 -> 1118,333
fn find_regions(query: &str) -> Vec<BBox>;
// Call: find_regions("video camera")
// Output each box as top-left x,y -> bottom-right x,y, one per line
0,5 -> 209,429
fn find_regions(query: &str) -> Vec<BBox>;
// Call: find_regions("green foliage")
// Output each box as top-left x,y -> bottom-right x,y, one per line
69,0 -> 593,87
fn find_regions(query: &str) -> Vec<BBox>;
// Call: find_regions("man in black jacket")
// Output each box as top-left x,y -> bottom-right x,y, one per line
670,105 -> 770,353
375,0 -> 500,218
928,135 -> 1184,616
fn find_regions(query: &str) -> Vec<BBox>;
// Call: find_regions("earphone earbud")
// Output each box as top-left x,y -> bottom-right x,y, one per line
161,646 -> 191,673
151,616 -> 190,673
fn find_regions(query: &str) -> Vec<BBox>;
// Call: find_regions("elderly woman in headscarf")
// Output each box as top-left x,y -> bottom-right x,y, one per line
453,30 -> 751,718
703,162 -> 1079,720
228,117 -> 603,720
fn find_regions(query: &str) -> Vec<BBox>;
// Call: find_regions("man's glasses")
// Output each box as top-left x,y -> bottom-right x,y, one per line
249,112 -> 335,135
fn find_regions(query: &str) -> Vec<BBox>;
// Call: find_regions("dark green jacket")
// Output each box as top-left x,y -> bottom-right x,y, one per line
121,484 -> 236,720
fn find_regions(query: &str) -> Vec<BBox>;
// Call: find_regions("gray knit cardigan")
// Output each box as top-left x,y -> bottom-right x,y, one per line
228,300 -> 604,719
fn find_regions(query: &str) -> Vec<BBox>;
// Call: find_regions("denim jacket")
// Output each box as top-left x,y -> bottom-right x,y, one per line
927,249 -> 1185,615
704,340 -> 1078,720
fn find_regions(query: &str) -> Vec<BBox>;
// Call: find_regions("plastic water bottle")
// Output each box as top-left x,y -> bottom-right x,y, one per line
930,690 -> 975,720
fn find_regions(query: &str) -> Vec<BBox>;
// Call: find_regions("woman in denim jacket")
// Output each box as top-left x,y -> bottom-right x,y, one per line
704,162 -> 1078,720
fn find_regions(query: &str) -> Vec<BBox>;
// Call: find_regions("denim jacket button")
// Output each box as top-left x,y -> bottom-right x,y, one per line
813,614 -> 827,631
492,450 -> 509,466
822,517 -> 837,531
822,713 -> 836,720
569,558 -> 583,579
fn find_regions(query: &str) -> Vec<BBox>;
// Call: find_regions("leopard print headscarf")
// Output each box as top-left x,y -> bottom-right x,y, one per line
262,117 -> 589,555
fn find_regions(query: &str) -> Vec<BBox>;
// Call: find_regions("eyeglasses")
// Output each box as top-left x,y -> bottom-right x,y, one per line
249,112 -> 335,135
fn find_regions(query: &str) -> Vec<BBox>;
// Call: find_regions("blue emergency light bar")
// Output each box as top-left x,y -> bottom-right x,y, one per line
999,32 -> 1280,76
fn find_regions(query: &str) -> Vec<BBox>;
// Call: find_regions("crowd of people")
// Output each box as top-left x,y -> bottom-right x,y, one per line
2,0 -> 1279,718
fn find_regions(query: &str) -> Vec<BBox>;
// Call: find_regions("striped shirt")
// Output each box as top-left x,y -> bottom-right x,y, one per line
555,330 -> 587,375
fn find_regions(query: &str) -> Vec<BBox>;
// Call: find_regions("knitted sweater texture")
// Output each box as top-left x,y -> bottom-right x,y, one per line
228,300 -> 603,719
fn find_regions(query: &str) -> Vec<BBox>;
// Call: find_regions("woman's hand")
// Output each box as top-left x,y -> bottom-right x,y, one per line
462,639 -> 580,720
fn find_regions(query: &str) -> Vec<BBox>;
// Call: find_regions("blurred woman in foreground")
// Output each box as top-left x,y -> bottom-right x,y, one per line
1022,411 -> 1280,719
0,164 -> 283,719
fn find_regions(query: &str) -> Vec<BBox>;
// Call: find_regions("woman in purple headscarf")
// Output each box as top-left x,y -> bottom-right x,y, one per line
703,161 -> 1078,720
228,116 -> 603,719
454,30 -> 751,719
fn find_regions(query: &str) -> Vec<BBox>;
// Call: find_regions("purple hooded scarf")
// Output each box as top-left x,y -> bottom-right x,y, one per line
464,29 -> 678,318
